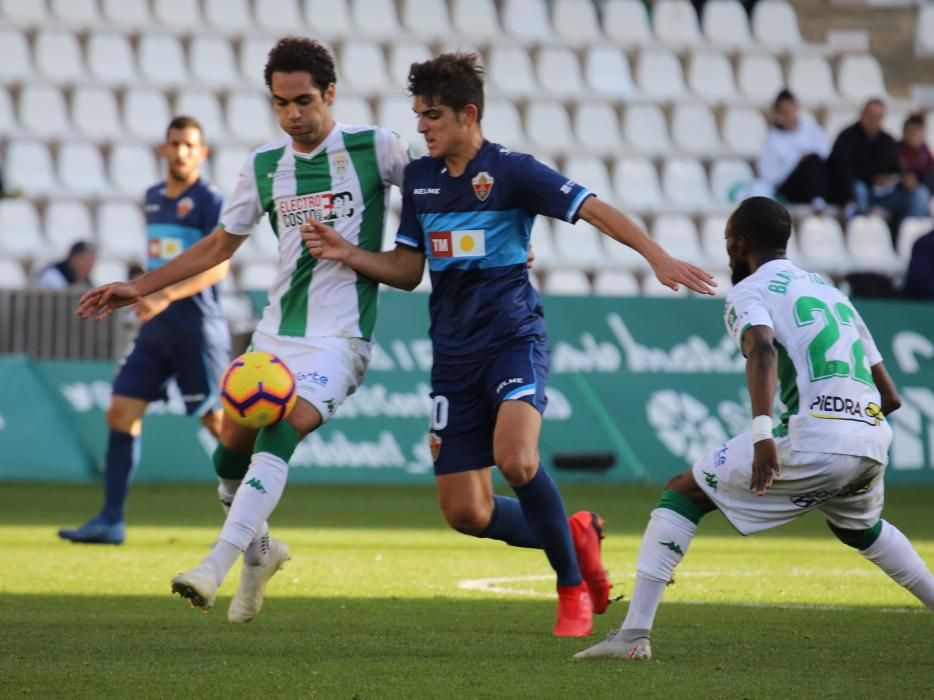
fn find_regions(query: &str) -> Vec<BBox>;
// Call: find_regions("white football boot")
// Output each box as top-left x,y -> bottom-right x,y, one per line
574,629 -> 652,660
171,563 -> 219,610
227,539 -> 291,623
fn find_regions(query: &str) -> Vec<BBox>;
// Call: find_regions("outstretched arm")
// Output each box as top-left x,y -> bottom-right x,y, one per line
301,221 -> 426,291
742,324 -> 780,495
134,262 -> 231,322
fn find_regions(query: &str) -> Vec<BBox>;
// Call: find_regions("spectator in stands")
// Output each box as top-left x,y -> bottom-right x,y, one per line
756,90 -> 830,210
828,99 -> 931,226
34,240 -> 97,289
905,228 -> 934,299
898,113 -> 934,195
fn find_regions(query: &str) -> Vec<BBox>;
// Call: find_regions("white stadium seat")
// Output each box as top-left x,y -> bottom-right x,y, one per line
536,47 -> 585,98
0,258 -> 27,289
72,87 -> 121,144
0,87 -> 17,136
109,143 -> 159,198
837,54 -> 887,103
709,158 -> 755,208
389,43 -> 431,90
751,0 -> 803,51
35,29 -> 85,84
603,0 -> 653,47
451,0 -> 502,40
175,91 -> 226,141
653,214 -> 706,266
401,0 -> 452,39
4,140 -> 56,196
918,4 -> 934,56
722,105 -> 769,158
191,36 -> 239,88
525,100 -> 573,156
501,0 -> 554,43
377,96 -> 422,154
593,270 -> 640,296
58,142 -> 108,197
1,0 -> 47,26
227,93 -> 277,146
123,89 -> 171,144
897,217 -> 934,263
736,52 -> 784,107
45,200 -> 94,258
552,219 -> 605,270
332,96 -> 375,128
351,0 -> 402,39
636,49 -> 688,101
240,38 -> 275,89
488,46 -> 537,97
653,0 -> 703,48
564,156 -> 614,204
823,106 -> 854,141
788,54 -> 840,108
87,34 -> 138,85
483,99 -> 525,150
671,102 -> 722,158
138,35 -> 189,87
237,218 -> 280,264
688,50 -> 738,104
341,41 -> 391,94
623,104 -> 672,157
204,0 -> 252,35
306,0 -> 352,39
254,0 -> 303,34
798,215 -> 849,275
700,214 -> 731,271
702,0 -> 753,48
18,84 -> 69,140
97,202 -> 146,263
544,269 -> 591,296
614,157 -> 664,213
239,262 -> 279,290
574,102 -> 623,156
530,216 -> 557,270
584,46 -> 637,99
552,0 -> 603,45
101,0 -> 151,29
153,0 -> 202,32
0,198 -> 44,259
91,258 -> 129,287
661,158 -> 714,212
846,215 -> 900,275
0,28 -> 32,84
213,146 -> 251,197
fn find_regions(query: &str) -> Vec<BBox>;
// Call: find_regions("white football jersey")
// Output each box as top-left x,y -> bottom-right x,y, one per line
221,123 -> 411,340
724,259 -> 892,463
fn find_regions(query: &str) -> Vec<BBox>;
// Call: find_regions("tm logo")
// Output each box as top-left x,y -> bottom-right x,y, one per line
702,470 -> 718,490
660,540 -> 684,555
246,478 -> 267,494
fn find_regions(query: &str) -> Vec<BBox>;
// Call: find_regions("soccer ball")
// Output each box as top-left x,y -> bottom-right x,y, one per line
219,351 -> 297,429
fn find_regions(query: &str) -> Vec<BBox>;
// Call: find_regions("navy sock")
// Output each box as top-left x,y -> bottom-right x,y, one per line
100,430 -> 140,523
478,496 -> 542,548
513,465 -> 582,587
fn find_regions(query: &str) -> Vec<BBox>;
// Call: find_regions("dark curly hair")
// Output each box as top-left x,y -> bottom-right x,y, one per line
264,36 -> 337,96
727,196 -> 791,251
407,52 -> 484,121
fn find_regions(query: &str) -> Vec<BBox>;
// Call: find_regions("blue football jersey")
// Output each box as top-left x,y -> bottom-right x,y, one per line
143,178 -> 226,338
395,141 -> 592,358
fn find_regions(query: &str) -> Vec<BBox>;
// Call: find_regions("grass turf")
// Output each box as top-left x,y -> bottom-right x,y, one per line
1,483 -> 932,699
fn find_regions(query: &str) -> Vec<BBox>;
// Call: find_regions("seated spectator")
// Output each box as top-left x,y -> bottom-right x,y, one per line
898,113 -> 934,194
34,241 -> 97,289
756,90 -> 830,209
828,99 -> 931,225
905,228 -> 934,299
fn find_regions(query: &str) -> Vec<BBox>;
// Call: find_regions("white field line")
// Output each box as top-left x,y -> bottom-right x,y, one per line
456,573 -> 928,614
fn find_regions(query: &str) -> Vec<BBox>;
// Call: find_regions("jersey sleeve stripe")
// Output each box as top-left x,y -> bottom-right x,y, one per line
566,188 -> 593,222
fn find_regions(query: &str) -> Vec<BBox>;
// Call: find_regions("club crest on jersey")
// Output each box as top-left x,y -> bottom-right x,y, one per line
429,431 -> 442,461
176,197 -> 194,219
331,154 -> 348,181
471,171 -> 494,201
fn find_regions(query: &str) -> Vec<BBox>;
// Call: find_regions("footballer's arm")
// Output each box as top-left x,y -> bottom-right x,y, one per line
135,262 -> 231,322
871,362 -> 901,416
741,325 -> 780,496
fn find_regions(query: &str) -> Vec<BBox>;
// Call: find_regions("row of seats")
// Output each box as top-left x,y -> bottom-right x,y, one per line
0,23 -> 889,109
0,0 -> 809,51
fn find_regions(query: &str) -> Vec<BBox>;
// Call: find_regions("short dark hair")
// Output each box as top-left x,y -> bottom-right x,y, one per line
773,89 -> 796,111
728,197 -> 791,251
863,97 -> 886,112
407,52 -> 485,121
68,240 -> 96,258
166,115 -> 203,140
904,112 -> 926,130
264,36 -> 336,96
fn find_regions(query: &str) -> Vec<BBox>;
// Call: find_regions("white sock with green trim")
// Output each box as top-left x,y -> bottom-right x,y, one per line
217,478 -> 270,567
861,520 -> 934,611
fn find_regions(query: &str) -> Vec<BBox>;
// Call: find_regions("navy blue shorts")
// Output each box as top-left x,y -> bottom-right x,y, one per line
112,333 -> 229,416
429,340 -> 549,475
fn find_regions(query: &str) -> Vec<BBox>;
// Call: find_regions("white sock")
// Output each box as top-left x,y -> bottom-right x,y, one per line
203,540 -> 241,586
217,478 -> 239,514
243,522 -> 270,567
218,452 -> 288,550
861,520 -> 934,611
621,507 -> 697,634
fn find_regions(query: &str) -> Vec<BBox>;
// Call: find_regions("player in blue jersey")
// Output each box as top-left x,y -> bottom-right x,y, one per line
59,116 -> 230,545
303,53 -> 717,636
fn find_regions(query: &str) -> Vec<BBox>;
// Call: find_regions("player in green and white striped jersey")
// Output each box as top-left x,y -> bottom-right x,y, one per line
77,37 -> 410,621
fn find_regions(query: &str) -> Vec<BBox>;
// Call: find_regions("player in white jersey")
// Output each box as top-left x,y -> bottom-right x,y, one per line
577,197 -> 934,661
77,37 -> 410,621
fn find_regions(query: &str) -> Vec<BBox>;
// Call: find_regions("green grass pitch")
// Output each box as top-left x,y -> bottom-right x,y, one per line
1,482 -> 932,699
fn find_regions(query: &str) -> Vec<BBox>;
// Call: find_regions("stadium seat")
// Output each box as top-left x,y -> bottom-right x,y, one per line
332,96 -> 375,128
751,0 -> 803,51
254,0 -> 303,34
240,38 -> 275,89
584,46 -> 637,99
351,0 -> 403,39
91,258 -> 129,287
305,0 -> 351,38
450,0 -> 501,40
701,0 -> 753,48
823,106 -> 854,141
97,202 -> 147,263
883,105 -> 909,141
0,198 -> 44,259
237,218 -> 280,265
846,215 -> 900,275
525,100 -> 573,156
530,216 -> 557,270
58,142 -> 108,197
897,217 -> 934,263
662,158 -> 714,212
45,200 -> 94,258
564,156 -> 614,204
123,88 -> 171,144
152,0 -> 202,31
574,102 -> 623,156
709,158 -> 755,208
239,261 -> 279,291
613,157 -> 664,213
918,4 -> 934,56
87,33 -> 138,85
53,0 -> 98,28
483,99 -> 525,150
190,36 -> 239,88
340,41 -> 391,95
593,270 -> 640,296
788,54 -> 840,108
19,84 -> 70,140
653,214 -> 706,265
4,140 -> 56,196
653,0 -> 703,48
736,52 -> 784,107
1,0 -> 47,26
636,48 -> 688,101
109,143 -> 159,198
204,0 -> 252,35
389,43 -> 431,90
700,214 -> 731,270
623,104 -> 672,157
138,35 -> 189,87
536,47 -> 585,98
688,50 -> 738,104
72,87 -> 121,144
488,46 -> 537,97
226,93 -> 277,146
501,0 -> 554,43
642,273 -> 689,297
175,91 -> 226,142
101,0 -> 151,29
0,28 -> 32,84
35,29 -> 86,84
0,257 -> 27,289
401,0 -> 452,38
551,219 -> 605,270
212,146 -> 250,197
377,96 -> 422,154
0,87 -> 17,136
544,269 -> 591,296
837,54 -> 887,103
722,105 -> 769,158
671,103 -> 722,158
603,0 -> 653,46
552,0 -> 602,45
797,215 -> 849,275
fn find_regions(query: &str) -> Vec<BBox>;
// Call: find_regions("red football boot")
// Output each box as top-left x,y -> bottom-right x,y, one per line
569,510 -> 612,614
553,581 -> 593,637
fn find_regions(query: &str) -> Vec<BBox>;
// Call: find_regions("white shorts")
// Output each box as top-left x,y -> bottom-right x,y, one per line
691,433 -> 885,535
250,330 -> 371,424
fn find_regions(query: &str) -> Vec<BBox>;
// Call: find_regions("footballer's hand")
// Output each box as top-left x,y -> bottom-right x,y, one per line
750,439 -> 780,496
134,290 -> 171,322
302,221 -> 351,262
652,254 -> 717,295
77,281 -> 141,320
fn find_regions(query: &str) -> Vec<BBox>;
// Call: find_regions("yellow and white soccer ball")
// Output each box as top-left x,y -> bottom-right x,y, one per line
219,351 -> 297,429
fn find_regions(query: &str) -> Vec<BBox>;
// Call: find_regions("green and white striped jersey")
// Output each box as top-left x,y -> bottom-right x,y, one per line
221,123 -> 410,340
724,259 -> 892,463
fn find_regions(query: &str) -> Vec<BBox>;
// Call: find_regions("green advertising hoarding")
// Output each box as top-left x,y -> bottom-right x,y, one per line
1,293 -> 932,483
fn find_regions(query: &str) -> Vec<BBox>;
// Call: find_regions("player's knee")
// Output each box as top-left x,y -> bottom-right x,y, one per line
219,417 -> 256,454
441,502 -> 491,535
496,451 -> 539,487
827,520 -> 882,550
106,401 -> 143,434
199,410 -> 223,438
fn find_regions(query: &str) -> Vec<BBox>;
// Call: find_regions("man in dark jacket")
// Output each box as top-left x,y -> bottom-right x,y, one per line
906,229 -> 934,299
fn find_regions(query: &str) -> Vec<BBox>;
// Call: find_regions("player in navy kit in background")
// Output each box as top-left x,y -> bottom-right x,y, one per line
303,54 -> 716,636
60,116 -> 230,544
